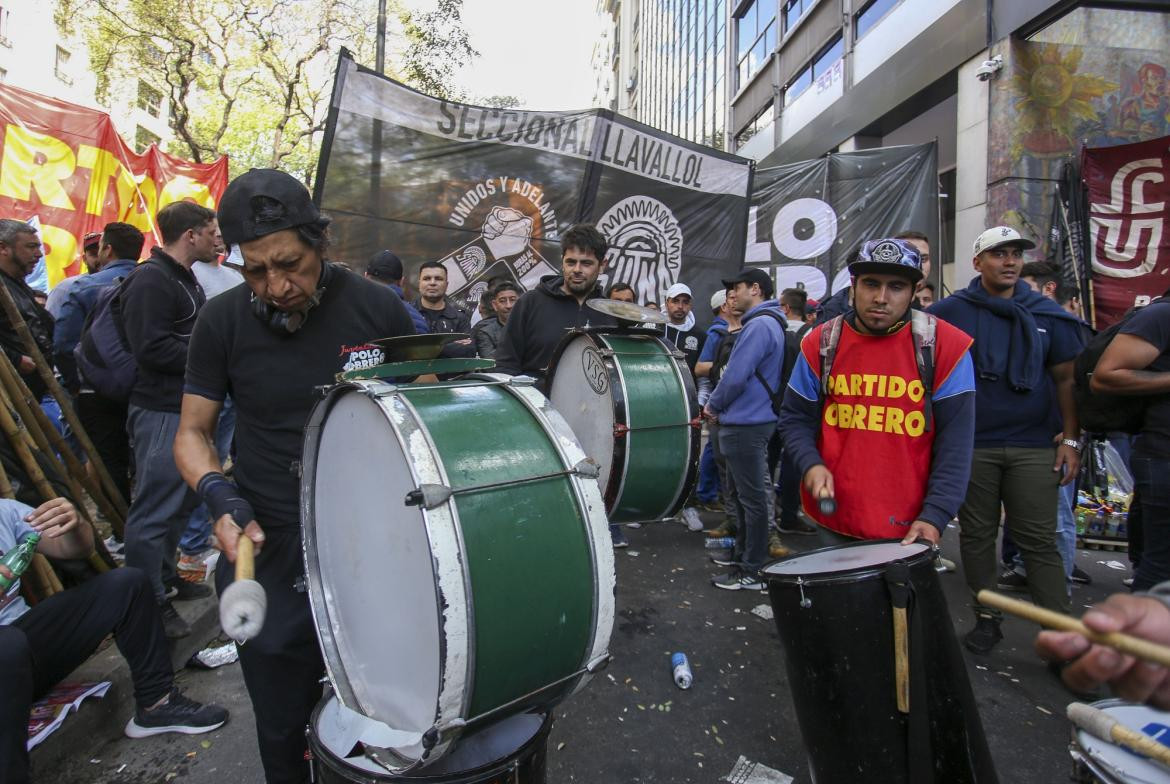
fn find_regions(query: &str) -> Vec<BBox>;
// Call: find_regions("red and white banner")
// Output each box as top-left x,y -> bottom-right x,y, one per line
1083,134 -> 1170,327
0,83 -> 228,287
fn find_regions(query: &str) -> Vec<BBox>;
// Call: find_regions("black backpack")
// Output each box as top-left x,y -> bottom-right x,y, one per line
74,275 -> 136,401
709,326 -> 738,387
746,310 -> 801,417
1074,298 -> 1168,435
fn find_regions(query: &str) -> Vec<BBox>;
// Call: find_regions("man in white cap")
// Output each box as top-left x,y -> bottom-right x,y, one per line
929,226 -> 1086,655
661,282 -> 706,377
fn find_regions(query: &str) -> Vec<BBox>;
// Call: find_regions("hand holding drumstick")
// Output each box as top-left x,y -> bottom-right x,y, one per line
1034,591 -> 1170,709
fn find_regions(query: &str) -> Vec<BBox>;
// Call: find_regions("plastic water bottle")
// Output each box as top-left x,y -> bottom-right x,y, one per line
705,537 -> 735,549
671,652 -> 693,689
0,532 -> 40,592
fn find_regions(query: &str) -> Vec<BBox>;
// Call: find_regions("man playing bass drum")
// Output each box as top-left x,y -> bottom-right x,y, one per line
174,169 -> 414,783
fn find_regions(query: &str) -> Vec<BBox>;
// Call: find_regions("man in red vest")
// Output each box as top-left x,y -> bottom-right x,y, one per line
778,238 -> 976,546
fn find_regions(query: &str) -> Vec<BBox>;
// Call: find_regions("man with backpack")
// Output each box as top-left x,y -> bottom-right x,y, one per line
57,223 -> 144,544
696,287 -> 742,535
929,226 -> 1085,655
121,202 -> 217,638
703,268 -> 792,590
1088,295 -> 1170,591
779,238 -> 975,548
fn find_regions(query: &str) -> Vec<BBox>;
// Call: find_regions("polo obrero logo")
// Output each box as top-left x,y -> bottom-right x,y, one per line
597,195 -> 684,307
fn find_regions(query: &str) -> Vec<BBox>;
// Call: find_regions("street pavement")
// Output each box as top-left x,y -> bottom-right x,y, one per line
48,508 -> 1132,783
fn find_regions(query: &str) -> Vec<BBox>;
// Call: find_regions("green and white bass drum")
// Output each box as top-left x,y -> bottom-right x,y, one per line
545,328 -> 700,524
301,374 -> 615,775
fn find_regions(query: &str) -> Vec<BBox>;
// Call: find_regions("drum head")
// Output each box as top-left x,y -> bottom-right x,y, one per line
764,541 -> 929,578
306,389 -> 442,755
1074,700 -> 1170,784
546,334 -> 616,494
313,695 -> 547,779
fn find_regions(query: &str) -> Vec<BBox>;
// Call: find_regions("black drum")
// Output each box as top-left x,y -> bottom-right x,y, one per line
762,540 -> 998,783
309,694 -> 550,784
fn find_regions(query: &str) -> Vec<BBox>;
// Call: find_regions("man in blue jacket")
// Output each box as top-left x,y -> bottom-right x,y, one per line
703,268 -> 789,590
929,226 -> 1085,655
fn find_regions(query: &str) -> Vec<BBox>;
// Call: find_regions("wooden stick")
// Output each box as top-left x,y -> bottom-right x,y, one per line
0,392 -> 107,574
893,606 -> 910,713
1068,701 -> 1170,768
0,282 -> 129,518
236,536 -> 255,582
0,350 -> 125,537
978,589 -> 1170,668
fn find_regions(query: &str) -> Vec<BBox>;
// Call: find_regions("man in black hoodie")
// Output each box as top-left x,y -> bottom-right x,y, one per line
121,202 -> 216,638
0,220 -> 54,400
495,223 -> 617,380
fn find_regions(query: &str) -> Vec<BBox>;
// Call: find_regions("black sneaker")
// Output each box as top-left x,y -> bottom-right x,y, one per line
125,687 -> 228,738
166,578 -> 212,601
1070,566 -> 1093,586
159,600 -> 190,639
777,518 -> 817,535
963,615 -> 1003,655
996,570 -> 1028,592
711,571 -> 765,591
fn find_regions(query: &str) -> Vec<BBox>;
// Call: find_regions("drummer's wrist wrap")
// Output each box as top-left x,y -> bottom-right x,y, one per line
197,472 -> 256,529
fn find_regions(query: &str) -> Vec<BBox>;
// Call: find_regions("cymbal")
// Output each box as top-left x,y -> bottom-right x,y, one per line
586,298 -> 667,324
369,333 -> 471,361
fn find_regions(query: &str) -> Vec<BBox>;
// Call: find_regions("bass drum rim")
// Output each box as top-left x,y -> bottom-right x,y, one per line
762,539 -> 932,587
308,695 -> 553,784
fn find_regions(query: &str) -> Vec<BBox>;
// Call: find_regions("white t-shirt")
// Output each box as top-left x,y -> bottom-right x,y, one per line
193,261 -> 244,300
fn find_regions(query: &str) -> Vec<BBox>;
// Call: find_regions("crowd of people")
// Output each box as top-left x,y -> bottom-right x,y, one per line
0,162 -> 1165,782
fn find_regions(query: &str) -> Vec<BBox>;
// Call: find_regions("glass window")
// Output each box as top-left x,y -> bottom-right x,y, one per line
137,80 -> 163,117
783,0 -> 812,33
737,3 -> 756,58
855,0 -> 900,40
785,64 -> 812,105
813,36 -> 842,77
735,0 -> 777,90
735,99 -> 774,147
135,125 -> 161,153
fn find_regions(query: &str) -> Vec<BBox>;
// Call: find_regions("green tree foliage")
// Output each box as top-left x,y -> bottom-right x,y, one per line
397,0 -> 478,100
53,0 -> 476,184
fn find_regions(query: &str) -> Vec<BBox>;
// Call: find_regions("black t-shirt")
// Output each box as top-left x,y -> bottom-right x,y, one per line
1120,300 -> 1170,459
662,322 -> 706,376
184,266 -> 415,527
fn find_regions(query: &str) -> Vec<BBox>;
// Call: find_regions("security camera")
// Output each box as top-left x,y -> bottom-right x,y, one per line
975,55 -> 1004,82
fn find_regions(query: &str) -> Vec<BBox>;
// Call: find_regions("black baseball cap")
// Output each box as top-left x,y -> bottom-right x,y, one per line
367,250 -> 404,281
721,267 -> 775,299
217,168 -> 321,246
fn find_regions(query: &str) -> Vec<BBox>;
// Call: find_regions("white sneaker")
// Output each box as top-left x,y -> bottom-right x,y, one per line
681,507 -> 704,532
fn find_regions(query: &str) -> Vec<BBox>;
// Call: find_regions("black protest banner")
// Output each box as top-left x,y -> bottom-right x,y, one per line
314,51 -> 753,319
746,143 -> 938,302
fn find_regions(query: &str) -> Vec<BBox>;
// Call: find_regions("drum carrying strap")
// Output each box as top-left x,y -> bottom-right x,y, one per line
885,563 -> 934,784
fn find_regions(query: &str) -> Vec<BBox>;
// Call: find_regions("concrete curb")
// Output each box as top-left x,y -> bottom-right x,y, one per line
29,593 -> 221,780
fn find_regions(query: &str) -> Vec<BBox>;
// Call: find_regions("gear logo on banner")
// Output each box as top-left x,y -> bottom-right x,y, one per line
597,195 -> 684,306
435,176 -> 560,309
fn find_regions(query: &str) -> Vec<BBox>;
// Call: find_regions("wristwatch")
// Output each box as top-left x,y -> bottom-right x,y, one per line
1060,438 -> 1082,450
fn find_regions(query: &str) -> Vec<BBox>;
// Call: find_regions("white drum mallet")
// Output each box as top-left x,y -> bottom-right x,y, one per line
219,535 -> 267,642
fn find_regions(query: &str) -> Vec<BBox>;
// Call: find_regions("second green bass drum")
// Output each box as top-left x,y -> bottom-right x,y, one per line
545,328 -> 699,523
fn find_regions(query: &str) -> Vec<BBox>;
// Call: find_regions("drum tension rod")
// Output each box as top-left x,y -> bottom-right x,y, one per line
404,460 -> 601,510
613,418 -> 702,438
422,653 -> 612,749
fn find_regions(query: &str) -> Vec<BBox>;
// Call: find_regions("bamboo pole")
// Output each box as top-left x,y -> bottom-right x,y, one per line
0,390 -> 107,574
0,350 -> 125,537
0,282 -> 129,518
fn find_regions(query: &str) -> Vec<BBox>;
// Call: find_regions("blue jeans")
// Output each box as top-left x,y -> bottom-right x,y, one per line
179,398 -> 236,556
124,406 -> 200,602
697,440 -> 719,502
718,422 -> 775,575
1132,457 -> 1170,591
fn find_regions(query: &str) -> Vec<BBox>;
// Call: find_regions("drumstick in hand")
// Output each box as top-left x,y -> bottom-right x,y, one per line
977,590 -> 1170,669
219,536 -> 267,642
1068,701 -> 1170,768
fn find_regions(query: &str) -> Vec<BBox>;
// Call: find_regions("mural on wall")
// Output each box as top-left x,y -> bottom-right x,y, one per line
987,37 -> 1169,258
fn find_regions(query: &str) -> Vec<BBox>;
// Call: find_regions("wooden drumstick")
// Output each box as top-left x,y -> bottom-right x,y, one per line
885,564 -> 911,713
1067,701 -> 1170,769
218,535 -> 267,642
977,590 -> 1170,669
